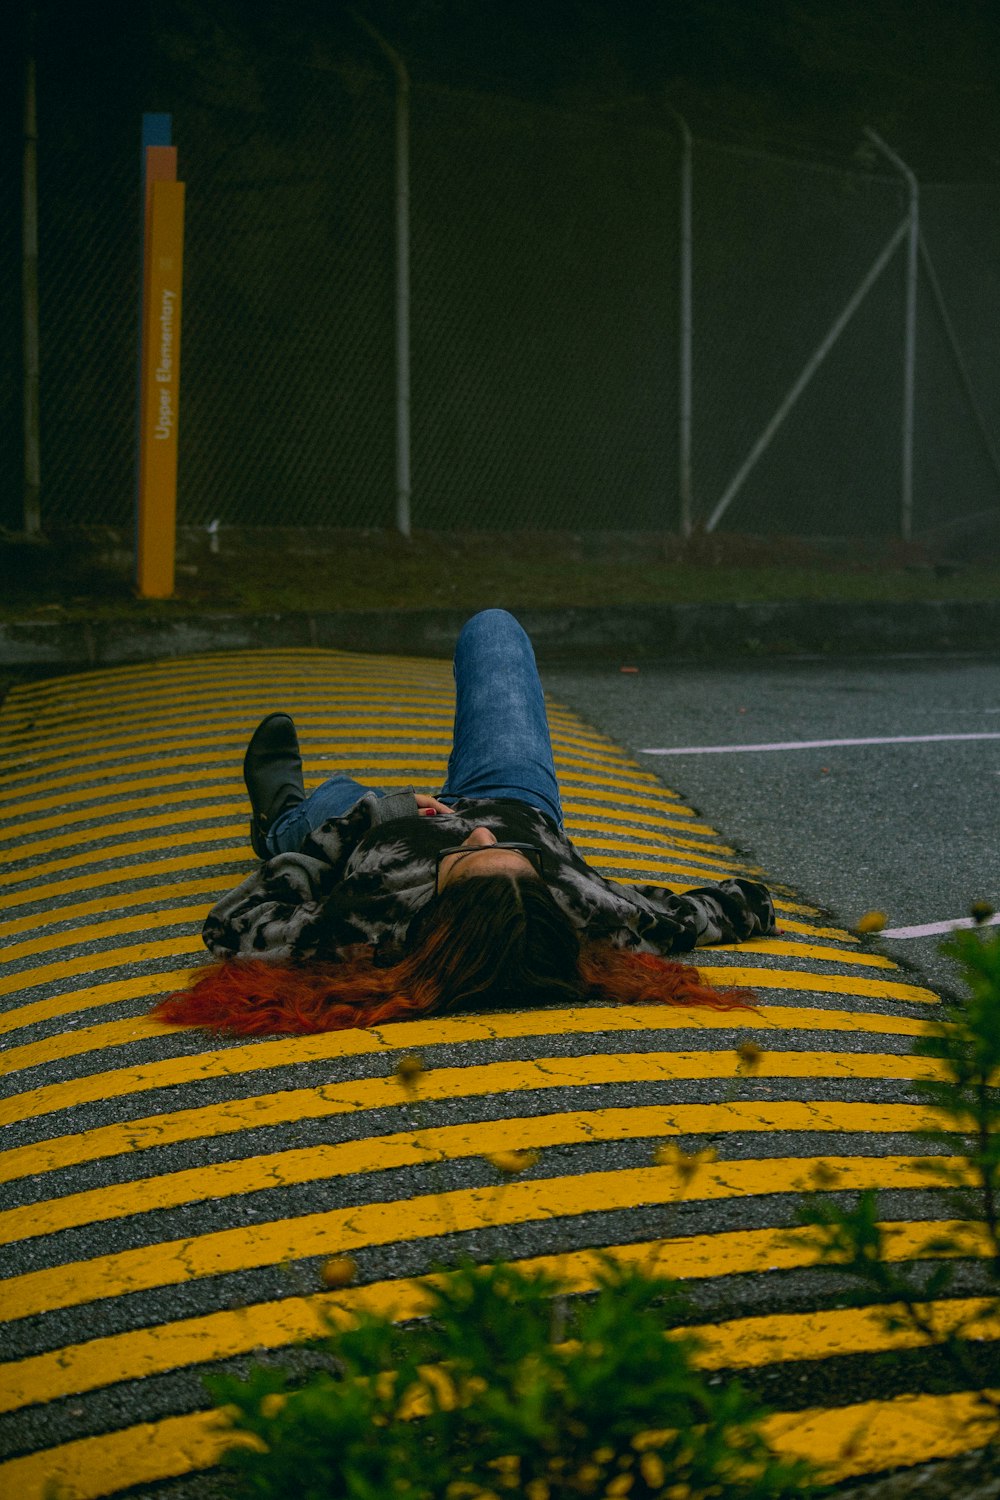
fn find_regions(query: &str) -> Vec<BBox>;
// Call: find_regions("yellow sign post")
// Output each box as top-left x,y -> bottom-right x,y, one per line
136,168 -> 185,598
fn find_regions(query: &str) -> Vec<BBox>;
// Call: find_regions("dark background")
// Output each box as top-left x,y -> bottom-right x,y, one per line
3,0 -> 1000,542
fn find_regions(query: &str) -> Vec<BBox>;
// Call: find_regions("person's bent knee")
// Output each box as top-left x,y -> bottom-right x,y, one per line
457,608 -> 527,649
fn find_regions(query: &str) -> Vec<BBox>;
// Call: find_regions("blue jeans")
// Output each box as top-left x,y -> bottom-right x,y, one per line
266,609 -> 563,853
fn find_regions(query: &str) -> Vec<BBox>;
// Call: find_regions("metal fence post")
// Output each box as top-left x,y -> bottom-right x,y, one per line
22,11 -> 41,537
866,129 -> 918,542
669,107 -> 694,539
351,11 -> 412,538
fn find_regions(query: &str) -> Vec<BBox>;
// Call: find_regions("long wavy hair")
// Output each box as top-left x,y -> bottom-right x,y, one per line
152,875 -> 756,1036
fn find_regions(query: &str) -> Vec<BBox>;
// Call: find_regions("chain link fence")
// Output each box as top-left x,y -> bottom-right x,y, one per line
4,9 -> 1000,545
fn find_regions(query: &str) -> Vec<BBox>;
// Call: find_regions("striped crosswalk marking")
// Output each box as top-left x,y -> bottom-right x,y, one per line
0,647 -> 991,1495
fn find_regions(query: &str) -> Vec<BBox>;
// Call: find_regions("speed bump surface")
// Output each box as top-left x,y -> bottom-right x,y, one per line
1,648 -> 995,1497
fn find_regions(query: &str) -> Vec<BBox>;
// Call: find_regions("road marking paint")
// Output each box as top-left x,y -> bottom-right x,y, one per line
0,1101 -> 960,1248
1,1222 -> 989,1414
8,1378 -> 995,1497
2,904 -> 215,961
0,1156 -> 967,1324
709,939 -> 895,969
0,877 -> 233,941
569,827 -> 735,855
0,1047 -> 950,1169
0,970 -> 197,1040
0,851 -> 249,912
698,966 -> 938,1003
0,980 -> 932,1062
587,854 -> 753,883
763,1386 -> 1000,1483
882,913 -> 1000,938
0,828 -> 249,889
641,732 -> 1000,755
0,935 -> 203,999
777,918 -> 860,942
6,809 -> 246,864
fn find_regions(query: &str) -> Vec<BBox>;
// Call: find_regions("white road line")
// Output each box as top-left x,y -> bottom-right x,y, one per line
881,914 -> 1000,939
640,732 -> 1000,755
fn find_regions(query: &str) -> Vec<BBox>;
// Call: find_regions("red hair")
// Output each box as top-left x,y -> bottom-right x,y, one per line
153,876 -> 756,1036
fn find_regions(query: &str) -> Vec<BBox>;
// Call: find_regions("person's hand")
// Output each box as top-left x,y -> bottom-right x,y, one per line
415,794 -> 453,816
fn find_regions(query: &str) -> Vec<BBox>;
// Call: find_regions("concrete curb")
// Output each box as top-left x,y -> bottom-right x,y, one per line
3,599 -> 1000,669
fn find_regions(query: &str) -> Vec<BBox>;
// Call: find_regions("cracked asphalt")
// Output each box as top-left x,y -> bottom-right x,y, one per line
1,647 -> 998,1498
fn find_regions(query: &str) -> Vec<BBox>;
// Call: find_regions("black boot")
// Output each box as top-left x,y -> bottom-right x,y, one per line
243,713 -> 305,858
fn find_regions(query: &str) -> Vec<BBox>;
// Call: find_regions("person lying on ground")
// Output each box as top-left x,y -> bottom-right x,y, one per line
154,610 -> 774,1035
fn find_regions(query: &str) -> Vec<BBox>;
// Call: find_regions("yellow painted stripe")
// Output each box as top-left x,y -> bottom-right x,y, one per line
0,918 -> 887,990
0,1101 -> 960,1249
2,651 -> 453,692
0,1026 -> 946,1182
0,1221 -> 990,1417
0,934 -> 203,998
0,1156 -> 967,1325
709,940 -> 894,969
2,904 -> 214,962
571,830 -> 738,858
2,817 -> 719,891
560,786 -> 708,818
0,968 -> 200,1039
0,1042 -> 949,1136
0,877 -> 235,941
0,829 -> 248,888
5,698 -> 619,749
565,808 -> 721,838
4,788 -> 249,841
10,895 -> 868,972
1,1383 -> 994,1500
699,966 -> 939,1004
0,851 -> 256,911
773,918 -> 860,943
0,748 -> 684,810
588,855 -> 753,882
1,748 -> 672,841
763,1387 -> 1000,1483
697,1295 -> 1000,1372
8,794 -> 724,867
0,954 -> 935,1049
0,769 -> 244,814
6,812 -> 248,865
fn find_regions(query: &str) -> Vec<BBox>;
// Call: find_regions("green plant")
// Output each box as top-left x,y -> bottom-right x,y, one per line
794,910 -> 1000,1433
208,1256 -> 820,1499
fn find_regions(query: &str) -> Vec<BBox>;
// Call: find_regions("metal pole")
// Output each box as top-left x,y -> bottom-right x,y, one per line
351,11 -> 411,538
673,109 -> 693,538
866,129 -> 918,542
705,218 -> 909,532
918,231 -> 1000,493
22,13 -> 41,536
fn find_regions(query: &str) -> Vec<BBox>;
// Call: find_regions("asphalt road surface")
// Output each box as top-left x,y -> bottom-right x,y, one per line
2,646 -> 998,1496
543,652 -> 1000,998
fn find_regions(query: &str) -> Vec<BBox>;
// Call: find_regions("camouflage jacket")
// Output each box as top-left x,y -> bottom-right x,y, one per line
202,793 -> 775,964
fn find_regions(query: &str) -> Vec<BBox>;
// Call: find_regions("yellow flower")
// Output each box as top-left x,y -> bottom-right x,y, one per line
393,1053 -> 425,1092
735,1041 -> 764,1072
605,1475 -> 634,1496
320,1255 -> 357,1288
856,910 -> 887,933
526,1482 -> 551,1500
639,1453 -> 667,1488
631,1430 -> 669,1452
654,1143 -> 718,1186
484,1148 -> 539,1176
